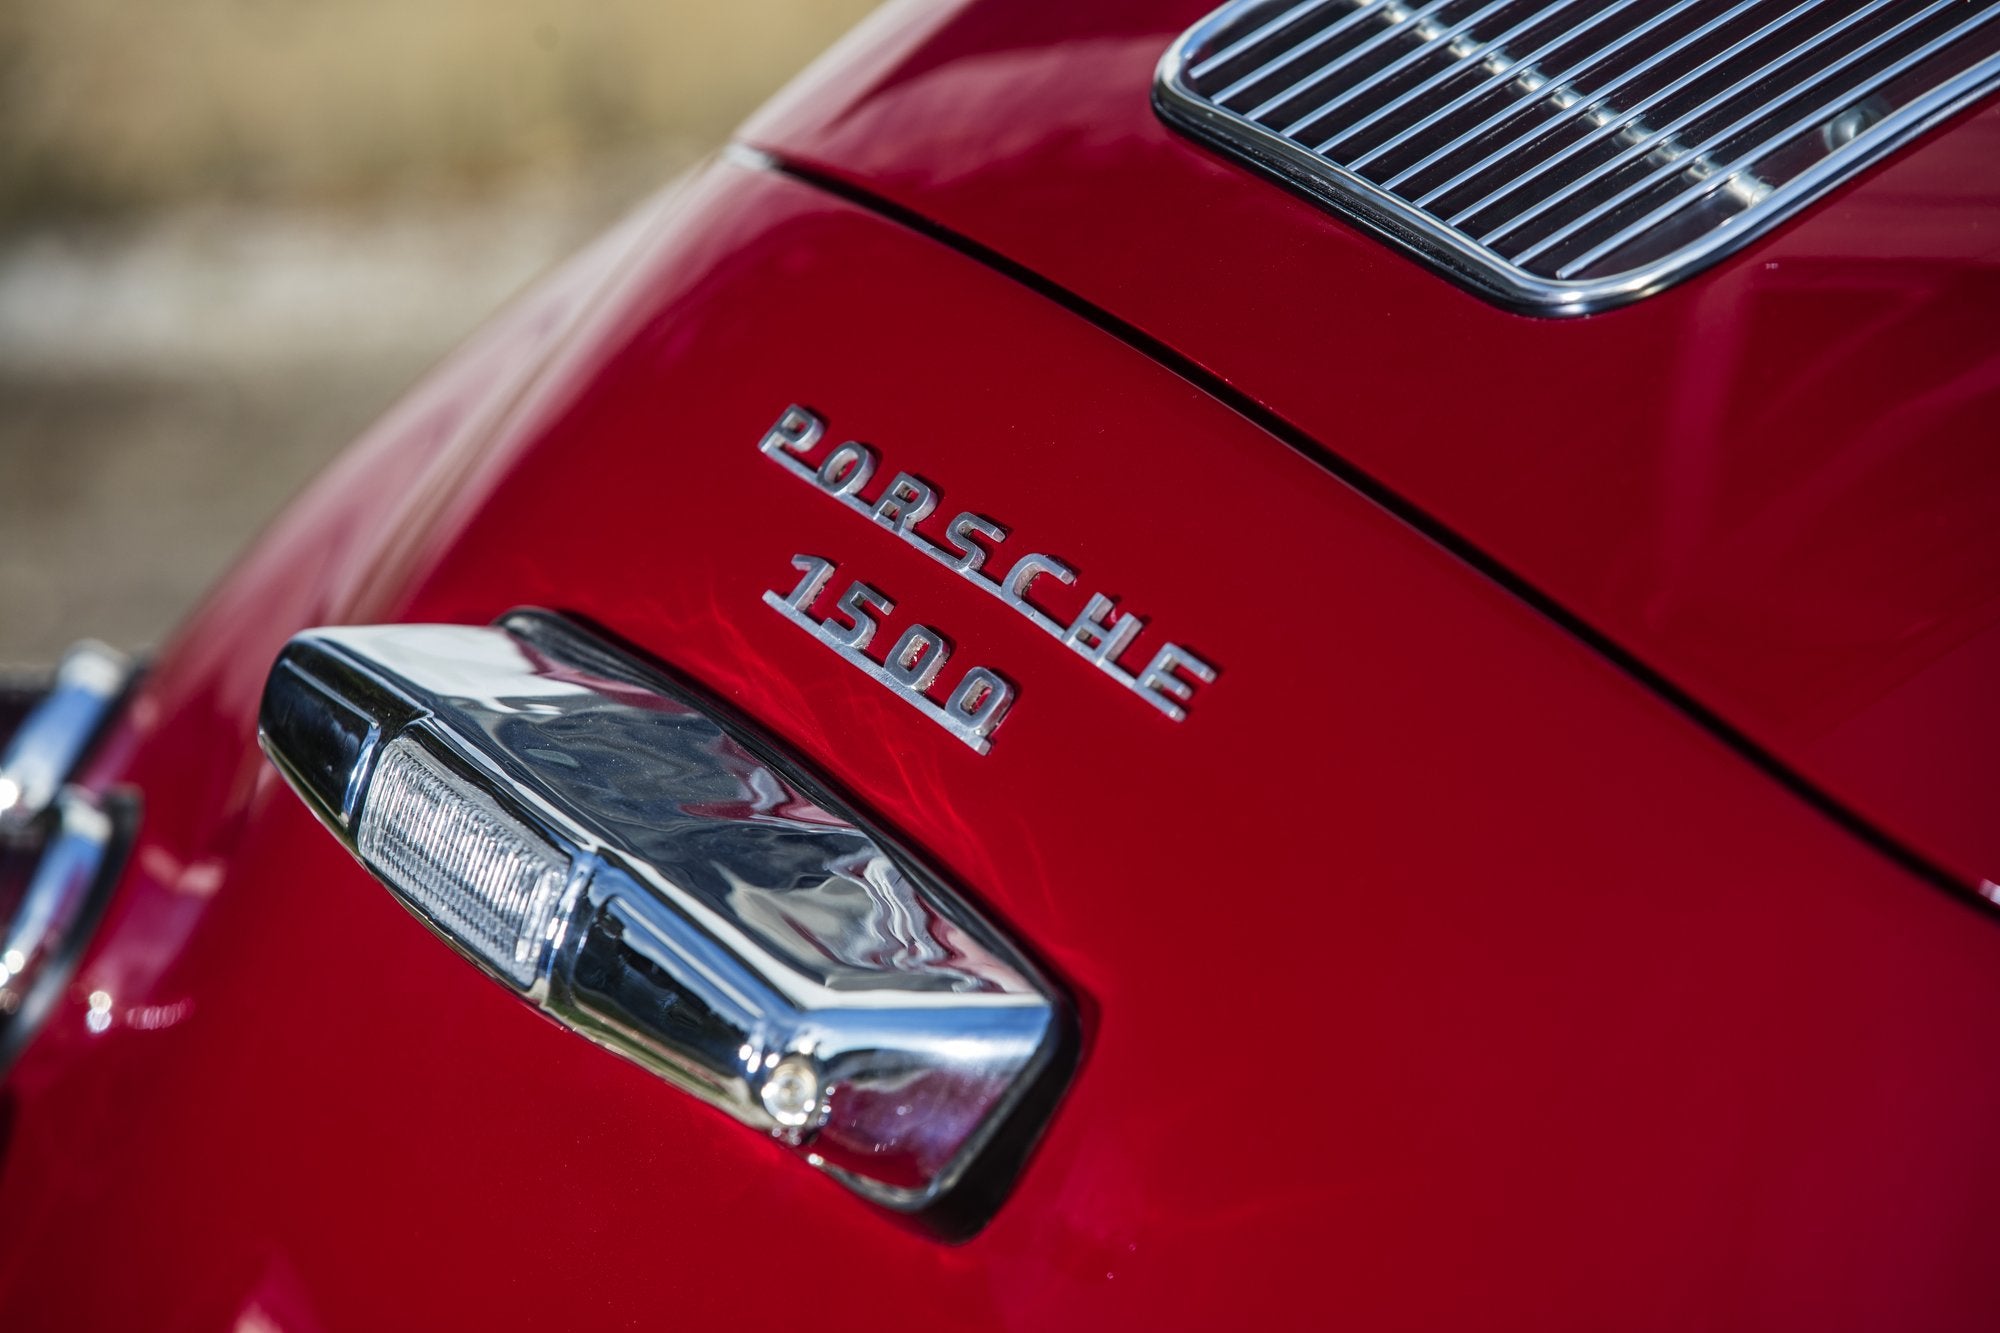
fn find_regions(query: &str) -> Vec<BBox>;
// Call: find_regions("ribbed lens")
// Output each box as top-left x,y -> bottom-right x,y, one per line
357,738 -> 570,988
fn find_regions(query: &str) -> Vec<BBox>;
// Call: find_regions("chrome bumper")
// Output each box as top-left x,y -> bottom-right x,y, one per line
0,644 -> 137,1072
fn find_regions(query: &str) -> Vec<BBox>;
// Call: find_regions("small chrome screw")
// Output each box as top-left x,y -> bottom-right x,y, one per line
760,1055 -> 824,1131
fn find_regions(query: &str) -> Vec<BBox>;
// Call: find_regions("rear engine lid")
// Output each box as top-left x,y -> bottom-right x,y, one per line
16,158 -> 2000,1329
742,0 -> 2000,890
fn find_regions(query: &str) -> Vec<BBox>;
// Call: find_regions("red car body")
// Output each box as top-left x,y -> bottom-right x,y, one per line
4,2 -> 1999,1328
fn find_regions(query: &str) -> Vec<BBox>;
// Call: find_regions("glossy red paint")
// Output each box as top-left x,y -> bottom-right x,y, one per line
5,157 -> 2000,1330
743,0 -> 2000,892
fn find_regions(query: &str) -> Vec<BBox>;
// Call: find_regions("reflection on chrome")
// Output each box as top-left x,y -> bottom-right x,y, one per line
258,611 -> 1069,1225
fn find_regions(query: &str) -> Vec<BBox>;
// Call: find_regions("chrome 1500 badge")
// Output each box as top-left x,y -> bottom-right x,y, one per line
758,405 -> 1217,754
762,554 -> 1015,754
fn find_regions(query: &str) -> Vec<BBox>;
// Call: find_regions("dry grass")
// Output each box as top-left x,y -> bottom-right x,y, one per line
0,0 -> 879,222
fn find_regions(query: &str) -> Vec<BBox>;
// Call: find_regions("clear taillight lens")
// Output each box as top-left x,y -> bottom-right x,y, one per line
356,738 -> 571,989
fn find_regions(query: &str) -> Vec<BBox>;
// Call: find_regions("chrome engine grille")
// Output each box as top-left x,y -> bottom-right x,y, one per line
1156,0 -> 2000,313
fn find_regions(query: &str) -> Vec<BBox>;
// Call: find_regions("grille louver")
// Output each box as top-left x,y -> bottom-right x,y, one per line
1157,0 -> 2000,313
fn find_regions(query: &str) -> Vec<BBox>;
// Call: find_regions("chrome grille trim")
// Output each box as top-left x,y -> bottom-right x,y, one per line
1437,0 -> 1817,225
1407,0 -> 1755,206
1156,0 -> 2000,314
1490,0 -> 1908,254
1338,0 -> 1646,167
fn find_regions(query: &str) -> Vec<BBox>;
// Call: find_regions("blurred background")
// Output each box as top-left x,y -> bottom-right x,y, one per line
0,0 -> 878,667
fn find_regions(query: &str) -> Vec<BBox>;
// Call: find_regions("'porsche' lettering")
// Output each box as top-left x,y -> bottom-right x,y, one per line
944,512 -> 1006,574
872,472 -> 938,533
1000,552 -> 1076,619
760,405 -> 1217,721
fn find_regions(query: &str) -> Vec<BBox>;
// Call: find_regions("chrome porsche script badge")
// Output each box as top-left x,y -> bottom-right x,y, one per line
759,405 -> 1218,722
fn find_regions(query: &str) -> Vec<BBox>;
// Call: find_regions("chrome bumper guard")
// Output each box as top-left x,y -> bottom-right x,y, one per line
0,644 -> 137,1073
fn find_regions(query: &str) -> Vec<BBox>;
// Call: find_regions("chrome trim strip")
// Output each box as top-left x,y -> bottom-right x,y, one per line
258,612 -> 1070,1226
1156,0 -> 2000,314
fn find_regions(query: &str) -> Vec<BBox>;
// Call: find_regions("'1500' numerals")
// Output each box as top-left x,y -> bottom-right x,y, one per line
763,554 -> 1015,754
